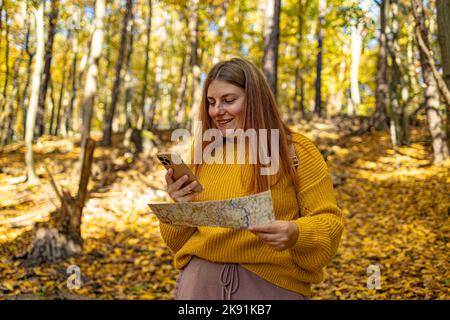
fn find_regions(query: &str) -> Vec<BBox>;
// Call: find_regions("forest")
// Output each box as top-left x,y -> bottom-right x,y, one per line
0,0 -> 448,300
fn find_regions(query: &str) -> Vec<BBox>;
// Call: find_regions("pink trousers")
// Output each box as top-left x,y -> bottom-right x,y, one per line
174,256 -> 309,300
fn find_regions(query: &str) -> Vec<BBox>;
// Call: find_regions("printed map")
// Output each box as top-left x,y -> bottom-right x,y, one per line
147,190 -> 275,228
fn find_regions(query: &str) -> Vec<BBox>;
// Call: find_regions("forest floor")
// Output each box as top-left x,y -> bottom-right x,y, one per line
0,118 -> 448,300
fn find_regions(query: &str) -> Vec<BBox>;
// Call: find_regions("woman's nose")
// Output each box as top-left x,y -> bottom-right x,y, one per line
212,103 -> 226,116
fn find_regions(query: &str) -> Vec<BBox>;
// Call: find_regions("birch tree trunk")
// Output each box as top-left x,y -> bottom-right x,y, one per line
436,0 -> 450,147
79,0 -> 105,154
348,24 -> 362,116
413,0 -> 449,164
25,2 -> 45,184
21,10 -> 34,137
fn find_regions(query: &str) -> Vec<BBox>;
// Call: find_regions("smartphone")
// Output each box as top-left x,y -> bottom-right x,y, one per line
157,152 -> 204,193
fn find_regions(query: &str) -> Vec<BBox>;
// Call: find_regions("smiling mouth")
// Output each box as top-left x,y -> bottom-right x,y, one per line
216,119 -> 233,126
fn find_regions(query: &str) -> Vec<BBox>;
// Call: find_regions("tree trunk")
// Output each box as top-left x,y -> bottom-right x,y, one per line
334,47 -> 347,115
66,28 -> 79,136
348,24 -> 362,116
25,138 -> 96,267
152,13 -> 169,129
25,2 -> 45,184
373,0 -> 389,131
2,57 -> 20,145
0,1 -> 3,52
102,0 -> 133,146
173,12 -> 189,127
123,18 -> 136,131
21,11 -> 34,137
436,0 -> 450,148
188,0 -> 202,135
80,0 -> 106,154
212,0 -> 230,65
48,79 -> 56,136
314,0 -> 326,117
137,0 -> 152,131
54,32 -> 71,136
36,0 -> 60,137
262,0 -> 281,99
0,8 -> 10,130
294,0 -> 305,117
413,0 -> 449,164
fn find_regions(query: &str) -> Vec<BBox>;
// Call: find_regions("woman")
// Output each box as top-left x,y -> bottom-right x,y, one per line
160,57 -> 344,300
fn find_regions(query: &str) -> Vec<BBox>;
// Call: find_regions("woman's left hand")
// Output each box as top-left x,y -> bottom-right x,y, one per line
248,221 -> 299,251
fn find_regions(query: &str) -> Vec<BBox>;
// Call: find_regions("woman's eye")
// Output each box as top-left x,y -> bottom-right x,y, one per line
225,99 -> 236,104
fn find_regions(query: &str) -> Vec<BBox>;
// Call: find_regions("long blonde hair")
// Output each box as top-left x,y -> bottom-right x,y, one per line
194,57 -> 297,193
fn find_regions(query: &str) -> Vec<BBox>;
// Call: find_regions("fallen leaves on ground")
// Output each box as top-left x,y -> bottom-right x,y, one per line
0,123 -> 448,300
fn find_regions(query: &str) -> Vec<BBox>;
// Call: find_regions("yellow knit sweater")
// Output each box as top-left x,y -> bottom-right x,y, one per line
159,132 -> 345,296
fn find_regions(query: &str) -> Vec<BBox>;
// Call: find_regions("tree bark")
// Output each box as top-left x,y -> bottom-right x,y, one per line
66,28 -> 79,136
348,24 -> 362,116
123,17 -> 135,152
262,0 -> 281,99
212,0 -> 230,65
2,57 -> 20,145
373,0 -> 389,131
413,0 -> 449,164
435,0 -> 450,148
173,12 -> 189,127
0,8 -> 10,129
137,0 -> 152,131
102,0 -> 133,146
21,11 -> 34,137
436,0 -> 450,90
48,79 -> 56,137
386,0 -> 408,148
54,31 -> 71,136
25,138 -> 96,266
79,0 -> 106,154
314,0 -> 326,117
150,13 -> 167,128
25,2 -> 45,184
187,0 -> 202,135
0,1 -> 3,52
294,0 -> 306,117
36,0 -> 60,137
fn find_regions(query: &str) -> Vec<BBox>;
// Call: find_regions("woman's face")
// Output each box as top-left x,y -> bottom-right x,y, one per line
207,80 -> 246,135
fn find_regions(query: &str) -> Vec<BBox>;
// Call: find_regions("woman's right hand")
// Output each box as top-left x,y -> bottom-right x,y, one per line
165,168 -> 201,202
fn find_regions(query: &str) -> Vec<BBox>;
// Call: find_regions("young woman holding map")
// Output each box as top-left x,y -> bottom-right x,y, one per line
160,57 -> 345,300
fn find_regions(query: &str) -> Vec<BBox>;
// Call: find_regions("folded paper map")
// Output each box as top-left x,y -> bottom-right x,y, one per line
147,190 -> 275,228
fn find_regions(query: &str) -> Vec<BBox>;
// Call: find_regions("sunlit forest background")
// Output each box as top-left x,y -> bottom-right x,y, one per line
0,0 -> 449,299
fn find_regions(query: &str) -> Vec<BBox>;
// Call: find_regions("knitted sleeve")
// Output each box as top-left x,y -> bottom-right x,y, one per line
159,144 -> 198,253
289,133 -> 345,273
159,222 -> 197,253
